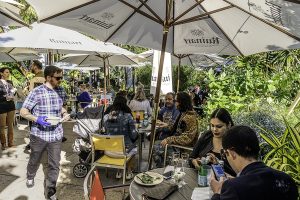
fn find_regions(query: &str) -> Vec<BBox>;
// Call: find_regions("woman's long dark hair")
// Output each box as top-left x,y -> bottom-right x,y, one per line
176,92 -> 193,112
0,67 -> 10,79
111,95 -> 132,114
210,108 -> 234,126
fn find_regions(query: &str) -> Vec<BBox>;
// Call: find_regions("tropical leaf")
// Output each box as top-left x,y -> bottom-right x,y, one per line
257,128 -> 281,148
283,117 -> 300,154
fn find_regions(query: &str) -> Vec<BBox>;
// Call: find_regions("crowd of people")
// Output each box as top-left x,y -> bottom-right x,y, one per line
0,62 -> 298,200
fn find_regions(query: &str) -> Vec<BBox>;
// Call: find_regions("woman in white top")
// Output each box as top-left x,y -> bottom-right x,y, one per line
128,85 -> 152,116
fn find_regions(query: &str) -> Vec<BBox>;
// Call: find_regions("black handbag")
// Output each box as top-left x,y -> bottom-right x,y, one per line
142,181 -> 178,200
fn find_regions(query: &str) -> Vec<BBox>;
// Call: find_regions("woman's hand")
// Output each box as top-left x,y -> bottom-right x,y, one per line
192,158 -> 201,170
161,139 -> 168,147
206,153 -> 218,164
156,121 -> 168,128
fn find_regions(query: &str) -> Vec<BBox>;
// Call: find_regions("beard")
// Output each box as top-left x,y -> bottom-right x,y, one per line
165,102 -> 173,108
49,79 -> 59,88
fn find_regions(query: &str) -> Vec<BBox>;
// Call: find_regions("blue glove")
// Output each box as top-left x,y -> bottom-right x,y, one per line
36,116 -> 51,127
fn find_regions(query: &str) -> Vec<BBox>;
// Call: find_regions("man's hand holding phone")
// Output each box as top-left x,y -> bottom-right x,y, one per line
209,173 -> 226,194
211,164 -> 227,181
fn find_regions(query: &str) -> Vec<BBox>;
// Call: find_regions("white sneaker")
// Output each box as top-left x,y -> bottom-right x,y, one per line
116,172 -> 122,179
48,194 -> 57,200
26,179 -> 34,188
126,172 -> 134,180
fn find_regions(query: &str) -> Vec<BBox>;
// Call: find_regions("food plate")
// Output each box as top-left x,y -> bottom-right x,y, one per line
134,172 -> 164,186
46,116 -> 61,126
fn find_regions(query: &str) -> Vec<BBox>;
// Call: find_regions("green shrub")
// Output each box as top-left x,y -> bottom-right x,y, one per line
256,117 -> 300,188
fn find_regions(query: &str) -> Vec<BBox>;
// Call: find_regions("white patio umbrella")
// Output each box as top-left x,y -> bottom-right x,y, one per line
139,49 -> 225,91
0,0 -> 27,26
0,52 -> 39,62
0,22 -> 124,56
140,50 -> 225,67
27,0 -> 300,168
59,52 -> 138,98
60,53 -> 138,67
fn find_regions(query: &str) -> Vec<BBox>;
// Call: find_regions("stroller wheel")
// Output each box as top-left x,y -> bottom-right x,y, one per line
73,163 -> 89,178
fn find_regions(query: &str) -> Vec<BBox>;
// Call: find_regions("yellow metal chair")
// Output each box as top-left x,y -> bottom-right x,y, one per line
89,134 -> 134,184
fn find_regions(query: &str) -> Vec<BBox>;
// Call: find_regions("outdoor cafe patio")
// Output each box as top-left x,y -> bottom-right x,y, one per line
0,0 -> 300,200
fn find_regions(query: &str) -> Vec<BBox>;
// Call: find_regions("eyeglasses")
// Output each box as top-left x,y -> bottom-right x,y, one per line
220,148 -> 234,160
52,76 -> 63,81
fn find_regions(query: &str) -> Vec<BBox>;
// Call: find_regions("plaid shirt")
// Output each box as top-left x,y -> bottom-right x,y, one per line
55,86 -> 69,104
22,84 -> 63,142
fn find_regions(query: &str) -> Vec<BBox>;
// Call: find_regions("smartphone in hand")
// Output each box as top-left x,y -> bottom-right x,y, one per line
212,164 -> 227,181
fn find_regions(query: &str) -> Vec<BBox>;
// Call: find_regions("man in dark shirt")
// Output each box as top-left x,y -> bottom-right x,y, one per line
210,125 -> 298,200
156,92 -> 180,140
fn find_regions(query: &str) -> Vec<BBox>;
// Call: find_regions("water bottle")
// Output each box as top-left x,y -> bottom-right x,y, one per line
143,112 -> 149,127
198,158 -> 209,187
71,105 -> 76,115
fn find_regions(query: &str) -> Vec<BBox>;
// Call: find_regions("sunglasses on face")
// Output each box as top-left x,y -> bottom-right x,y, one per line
52,76 -> 63,81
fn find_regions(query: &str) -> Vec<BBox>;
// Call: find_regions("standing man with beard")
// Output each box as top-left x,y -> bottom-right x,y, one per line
29,60 -> 45,91
25,60 -> 46,150
20,65 -> 69,200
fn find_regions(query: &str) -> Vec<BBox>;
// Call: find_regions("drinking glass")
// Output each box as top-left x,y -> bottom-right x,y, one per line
171,152 -> 180,173
181,153 -> 189,172
180,153 -> 189,185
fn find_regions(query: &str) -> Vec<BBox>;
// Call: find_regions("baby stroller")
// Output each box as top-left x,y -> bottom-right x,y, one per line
72,106 -> 105,178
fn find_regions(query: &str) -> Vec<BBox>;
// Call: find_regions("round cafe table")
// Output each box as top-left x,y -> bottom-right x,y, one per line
129,168 -> 210,200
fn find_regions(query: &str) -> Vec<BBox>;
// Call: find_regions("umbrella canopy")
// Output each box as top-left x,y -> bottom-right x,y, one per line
139,49 -> 225,68
59,53 -> 138,67
0,0 -> 27,26
0,22 -> 129,54
0,52 -> 39,62
27,0 -> 300,56
55,62 -> 101,71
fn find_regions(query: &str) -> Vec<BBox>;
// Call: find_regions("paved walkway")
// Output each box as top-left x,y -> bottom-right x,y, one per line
0,120 -> 150,200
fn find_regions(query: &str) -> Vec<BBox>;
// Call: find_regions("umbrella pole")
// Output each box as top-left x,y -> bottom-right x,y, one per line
48,52 -> 52,65
177,58 -> 181,93
147,28 -> 169,170
132,67 -> 136,92
103,58 -> 107,108
107,58 -> 110,88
